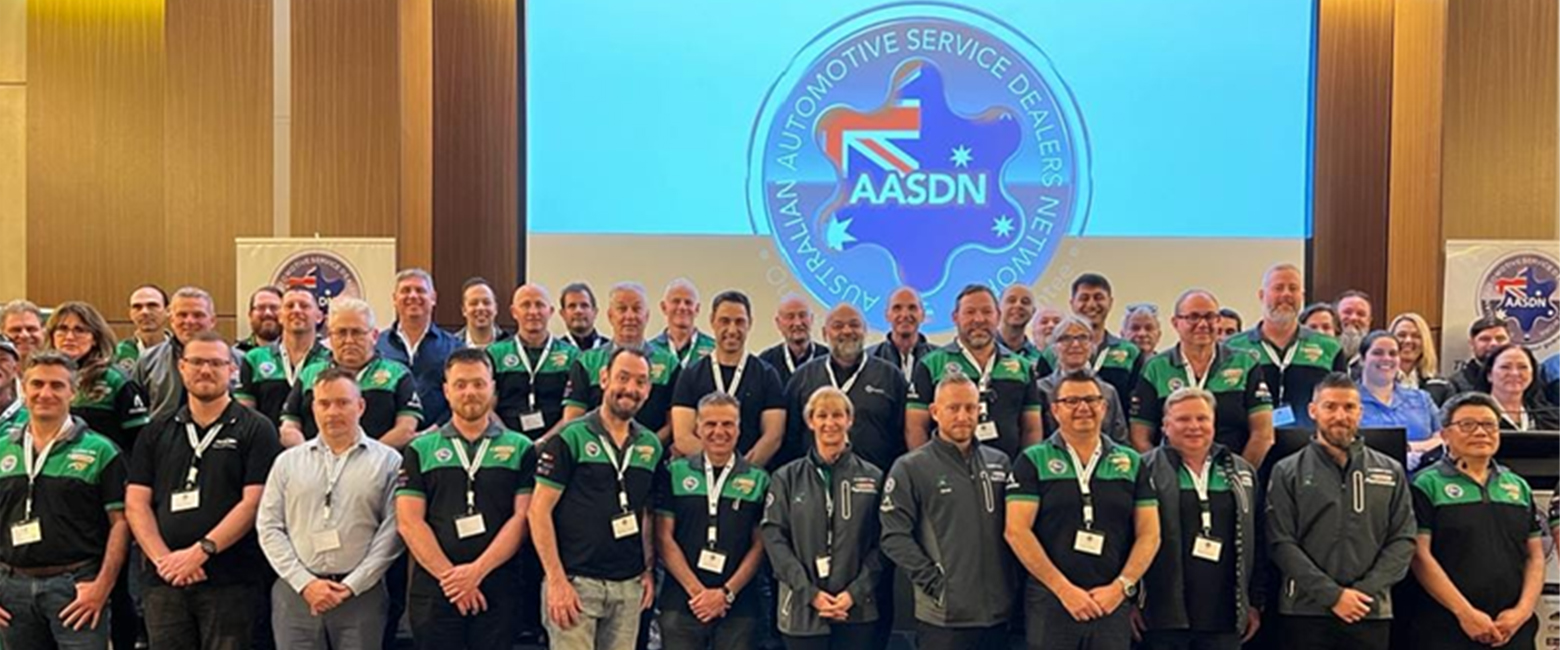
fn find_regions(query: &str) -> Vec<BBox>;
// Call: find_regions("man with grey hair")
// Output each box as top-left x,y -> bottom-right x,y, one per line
134,287 -> 243,422
1226,263 -> 1347,430
757,293 -> 828,387
282,297 -> 422,448
1039,315 -> 1130,443
563,282 -> 683,439
0,300 -> 44,365
0,337 -> 21,432
375,268 -> 461,427
783,302 -> 908,471
652,278 -> 716,369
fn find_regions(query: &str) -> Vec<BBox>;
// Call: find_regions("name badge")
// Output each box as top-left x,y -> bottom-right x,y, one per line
1192,535 -> 1223,562
10,519 -> 41,546
975,421 -> 999,442
814,555 -> 832,579
611,513 -> 640,540
697,549 -> 728,574
311,529 -> 342,552
1074,529 -> 1105,556
519,410 -> 546,433
1272,404 -> 1296,427
455,514 -> 487,539
171,489 -> 201,513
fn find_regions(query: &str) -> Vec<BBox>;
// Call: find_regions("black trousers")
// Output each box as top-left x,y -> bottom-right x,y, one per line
1278,616 -> 1389,650
407,566 -> 518,650
143,580 -> 263,650
916,622 -> 1008,650
780,623 -> 875,650
659,608 -> 759,650
1023,582 -> 1131,650
1140,630 -> 1243,650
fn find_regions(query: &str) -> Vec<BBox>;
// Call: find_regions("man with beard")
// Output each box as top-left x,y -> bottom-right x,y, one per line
239,287 -> 331,425
238,287 -> 284,353
782,303 -> 908,471
116,284 -> 172,370
868,286 -> 936,381
998,284 -> 1043,364
531,347 -> 665,650
561,283 -> 610,352
908,284 -> 1043,459
757,293 -> 828,387
491,284 -> 578,440
1226,264 -> 1347,430
1335,290 -> 1373,366
671,291 -> 786,467
135,287 -> 245,422
653,279 -> 717,369
1447,316 -> 1511,395
1266,373 -> 1414,650
563,283 -> 682,442
1040,274 -> 1144,399
280,298 -> 422,448
453,278 -> 511,349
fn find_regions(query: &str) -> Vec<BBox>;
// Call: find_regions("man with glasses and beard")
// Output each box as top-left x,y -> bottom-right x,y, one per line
238,287 -> 285,353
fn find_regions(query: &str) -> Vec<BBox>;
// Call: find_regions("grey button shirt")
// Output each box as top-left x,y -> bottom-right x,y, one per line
258,430 -> 404,596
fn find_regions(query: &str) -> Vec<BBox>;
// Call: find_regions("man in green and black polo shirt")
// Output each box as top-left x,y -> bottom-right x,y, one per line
397,348 -> 537,649
0,338 -> 21,433
236,287 -> 284,354
1039,273 -> 1144,399
491,284 -> 578,440
1005,369 -> 1160,650
0,352 -> 130,650
280,298 -> 422,448
563,283 -> 682,441
1226,263 -> 1346,430
670,290 -> 786,467
656,392 -> 769,650
115,284 -> 172,372
532,346 -> 665,650
126,331 -> 283,649
908,284 -> 1043,459
1131,290 -> 1275,467
238,287 -> 331,426
652,279 -> 717,370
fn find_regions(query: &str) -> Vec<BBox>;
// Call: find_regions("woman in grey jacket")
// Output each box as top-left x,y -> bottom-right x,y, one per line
761,386 -> 884,650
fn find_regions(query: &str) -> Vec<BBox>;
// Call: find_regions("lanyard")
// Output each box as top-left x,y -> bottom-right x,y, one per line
22,426 -> 62,520
280,343 -> 316,387
703,455 -> 734,548
0,398 -> 21,425
713,355 -> 748,396
450,435 -> 493,514
1065,441 -> 1103,529
322,440 -> 361,521
959,346 -> 997,391
596,430 -> 635,512
183,422 -> 225,489
784,343 -> 810,374
1186,456 -> 1215,535
674,332 -> 701,369
825,359 -> 866,394
1183,348 -> 1215,391
816,466 -> 835,553
899,349 -> 917,381
518,336 -> 555,410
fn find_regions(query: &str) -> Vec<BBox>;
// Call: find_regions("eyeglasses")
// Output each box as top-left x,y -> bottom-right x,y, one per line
1055,334 -> 1091,346
1174,312 -> 1221,324
52,325 -> 94,338
1055,395 -> 1105,409
1449,420 -> 1499,434
329,328 -> 372,339
181,358 -> 231,369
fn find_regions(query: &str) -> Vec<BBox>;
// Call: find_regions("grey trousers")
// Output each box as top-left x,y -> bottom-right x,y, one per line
543,575 -> 644,650
271,579 -> 387,650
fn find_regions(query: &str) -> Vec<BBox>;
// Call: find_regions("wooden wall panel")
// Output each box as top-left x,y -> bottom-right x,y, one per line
400,0 -> 433,273
1385,0 -> 1447,324
1441,0 -> 1557,241
290,0 -> 402,240
430,0 -> 518,325
0,87 -> 23,302
1311,0 -> 1395,322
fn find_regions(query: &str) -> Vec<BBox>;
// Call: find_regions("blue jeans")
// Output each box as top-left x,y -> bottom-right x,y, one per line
0,564 -> 113,650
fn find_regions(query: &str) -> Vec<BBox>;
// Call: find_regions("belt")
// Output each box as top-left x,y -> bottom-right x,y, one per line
313,572 -> 350,583
0,559 -> 94,579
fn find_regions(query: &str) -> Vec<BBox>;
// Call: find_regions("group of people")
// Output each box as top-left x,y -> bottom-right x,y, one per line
0,261 -> 1553,650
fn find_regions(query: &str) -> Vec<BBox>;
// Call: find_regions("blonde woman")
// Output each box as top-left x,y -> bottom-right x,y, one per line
1389,313 -> 1452,405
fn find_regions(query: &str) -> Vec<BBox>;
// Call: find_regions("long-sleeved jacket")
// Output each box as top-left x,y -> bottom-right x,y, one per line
879,436 -> 1014,628
1266,438 -> 1415,619
1140,444 -> 1262,631
761,446 -> 883,636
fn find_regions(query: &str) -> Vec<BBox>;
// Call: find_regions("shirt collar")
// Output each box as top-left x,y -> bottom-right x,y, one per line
173,399 -> 241,427
1043,430 -> 1117,454
10,415 -> 88,445
438,421 -> 504,440
1431,454 -> 1509,479
689,452 -> 747,473
1168,343 -> 1226,369
306,428 -> 368,453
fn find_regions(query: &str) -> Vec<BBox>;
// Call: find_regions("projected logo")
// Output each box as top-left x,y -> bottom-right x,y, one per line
272,251 -> 363,318
1478,253 -> 1560,346
748,3 -> 1090,332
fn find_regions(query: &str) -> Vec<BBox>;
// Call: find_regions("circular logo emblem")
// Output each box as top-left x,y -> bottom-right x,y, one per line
682,476 -> 699,491
1477,252 -> 1560,347
434,448 -> 453,462
1444,483 -> 1463,499
504,354 -> 521,369
1166,377 -> 1185,392
272,250 -> 365,318
1046,458 -> 1067,475
884,477 -> 896,494
584,441 -> 601,458
259,362 -> 277,377
0,455 -> 14,473
749,3 -> 1090,333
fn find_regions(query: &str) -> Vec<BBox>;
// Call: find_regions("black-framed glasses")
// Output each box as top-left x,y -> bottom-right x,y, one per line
1055,395 -> 1105,409
1174,312 -> 1221,324
1449,420 -> 1499,434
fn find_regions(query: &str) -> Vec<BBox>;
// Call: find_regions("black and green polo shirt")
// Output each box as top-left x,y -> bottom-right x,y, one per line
237,341 -> 331,426
654,454 -> 769,615
0,419 -> 127,568
536,410 -> 664,580
0,402 -> 26,435
1130,344 -> 1272,453
909,343 -> 1041,459
651,329 -> 717,369
1411,458 -> 1540,621
564,343 -> 681,434
1002,337 -> 1045,367
1225,324 -> 1345,428
281,356 -> 423,441
1007,434 -> 1155,587
488,336 -> 578,437
71,366 -> 151,458
396,423 -> 536,566
113,338 -> 141,372
1040,332 -> 1141,400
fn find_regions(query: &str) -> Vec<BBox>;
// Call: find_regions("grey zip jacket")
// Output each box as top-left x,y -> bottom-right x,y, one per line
1266,438 -> 1416,619
761,445 -> 883,636
879,436 -> 1014,628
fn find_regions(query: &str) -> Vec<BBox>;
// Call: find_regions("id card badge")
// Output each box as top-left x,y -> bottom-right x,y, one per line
611,513 -> 640,539
814,555 -> 832,579
1073,529 -> 1105,556
10,519 -> 41,546
455,513 -> 487,539
1272,404 -> 1296,427
311,529 -> 342,552
1192,535 -> 1224,562
697,549 -> 728,574
975,421 -> 999,441
171,489 -> 201,513
519,410 -> 546,433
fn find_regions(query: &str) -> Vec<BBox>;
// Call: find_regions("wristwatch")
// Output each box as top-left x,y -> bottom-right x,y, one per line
721,586 -> 736,605
1116,575 -> 1138,598
198,538 -> 218,557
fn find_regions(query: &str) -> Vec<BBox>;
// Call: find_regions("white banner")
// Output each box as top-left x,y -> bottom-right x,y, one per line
234,238 -> 397,339
1441,240 -> 1560,376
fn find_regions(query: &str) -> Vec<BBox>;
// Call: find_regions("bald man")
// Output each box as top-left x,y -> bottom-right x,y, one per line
758,293 -> 829,386
651,278 -> 717,369
868,286 -> 935,381
783,303 -> 909,472
999,284 -> 1043,364
490,284 -> 578,440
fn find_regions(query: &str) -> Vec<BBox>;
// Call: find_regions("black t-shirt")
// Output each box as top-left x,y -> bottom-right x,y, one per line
0,421 -> 128,568
535,411 -> 665,580
1172,468 -> 1238,632
757,342 -> 828,388
671,354 -> 787,457
128,402 -> 282,585
563,344 -> 681,434
396,425 -> 536,567
654,455 -> 769,615
781,356 -> 907,471
489,337 -> 578,438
